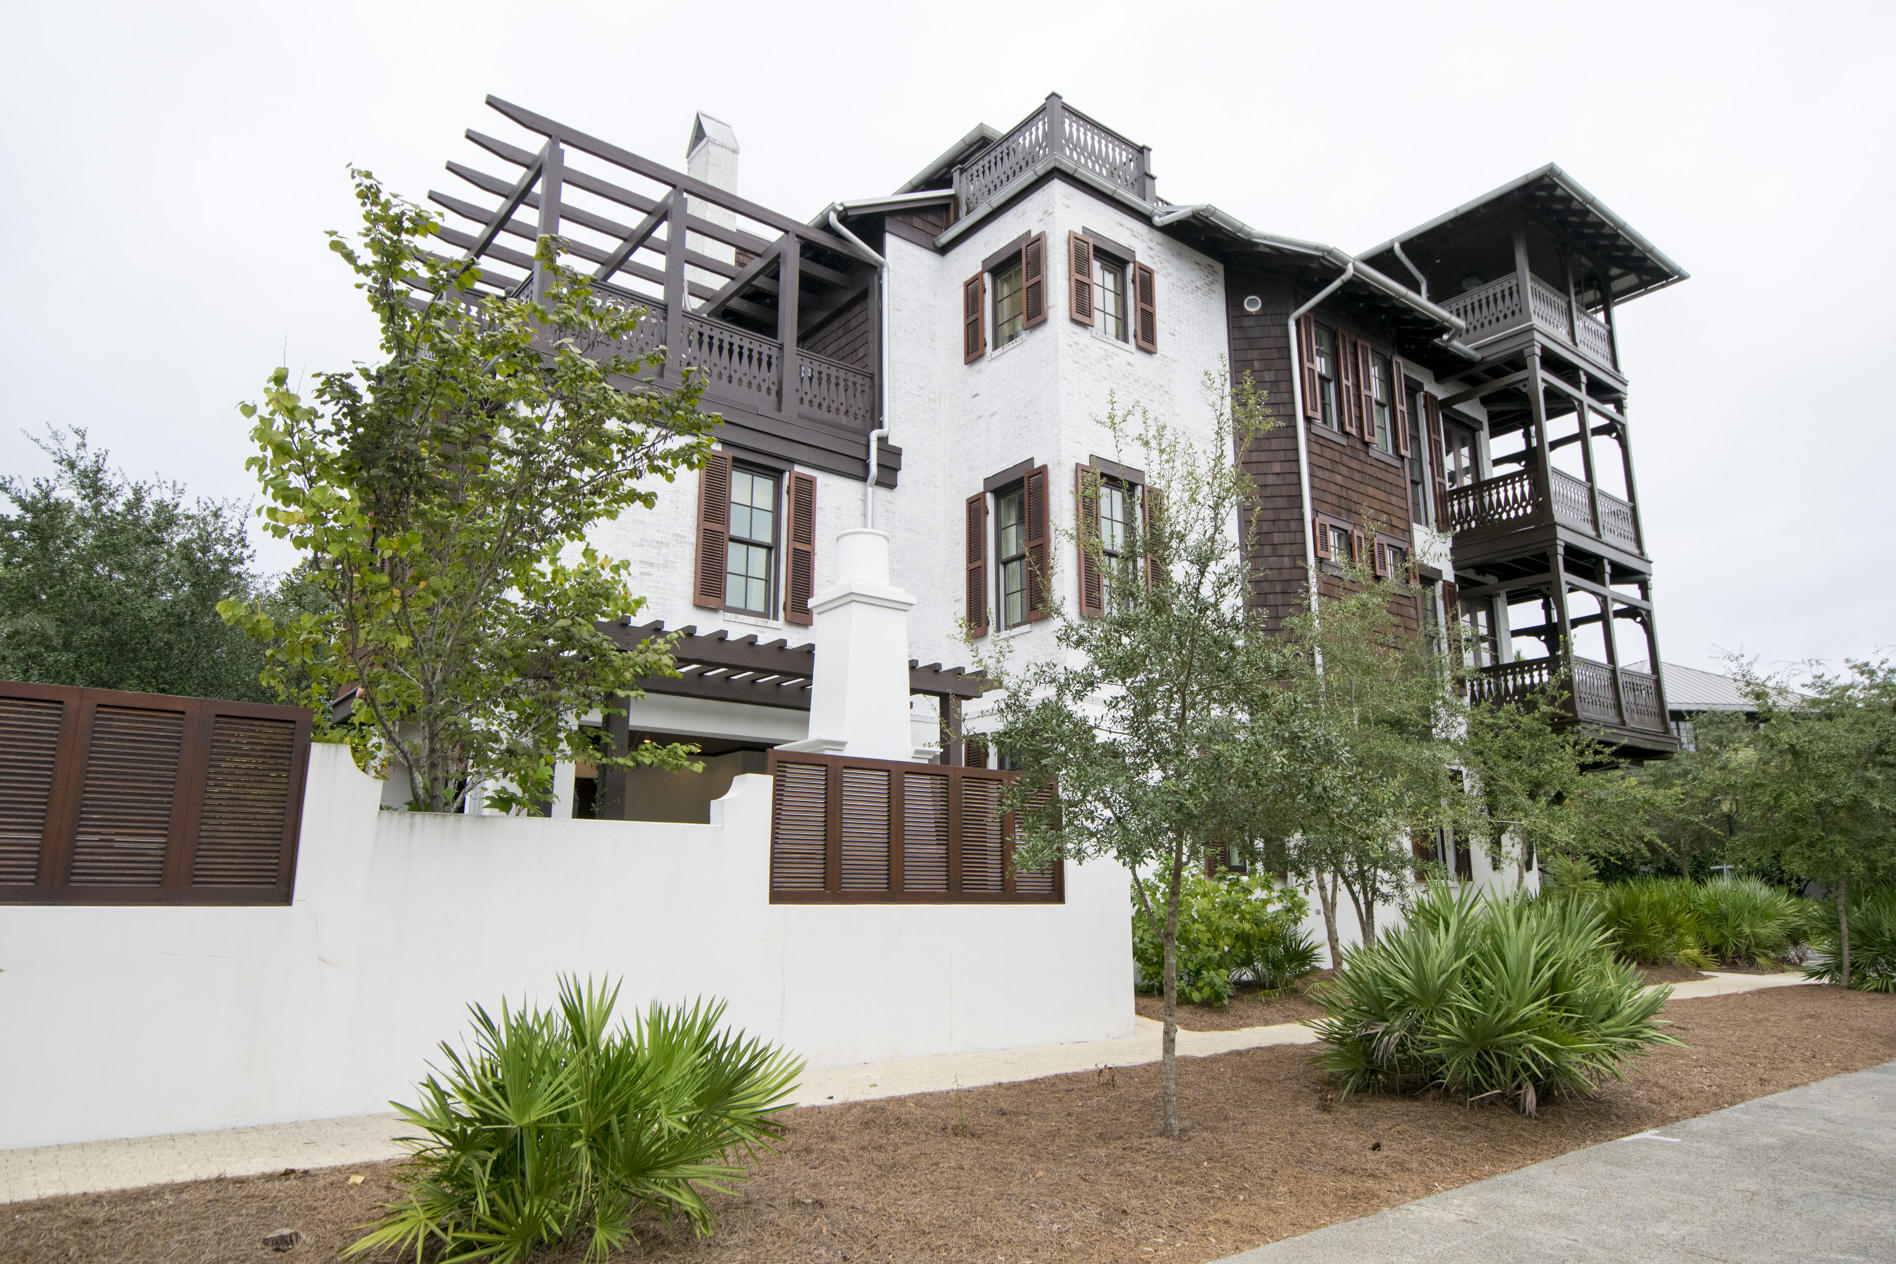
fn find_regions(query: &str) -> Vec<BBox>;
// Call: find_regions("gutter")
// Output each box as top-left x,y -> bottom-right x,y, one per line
825,205 -> 892,529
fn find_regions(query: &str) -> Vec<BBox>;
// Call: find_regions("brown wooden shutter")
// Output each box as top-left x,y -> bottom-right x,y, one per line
1075,465 -> 1103,618
0,695 -> 63,888
1024,464 -> 1051,621
1356,340 -> 1376,445
963,734 -> 988,768
1425,393 -> 1448,532
1298,315 -> 1322,420
1313,515 -> 1332,560
1022,233 -> 1048,329
1392,360 -> 1412,457
1412,828 -> 1435,881
1142,486 -> 1164,590
1133,262 -> 1157,352
1373,539 -> 1391,578
692,451 -> 733,609
962,273 -> 986,363
965,492 -> 989,637
784,471 -> 817,626
191,713 -> 298,894
1337,333 -> 1360,435
1067,231 -> 1094,325
1351,528 -> 1366,566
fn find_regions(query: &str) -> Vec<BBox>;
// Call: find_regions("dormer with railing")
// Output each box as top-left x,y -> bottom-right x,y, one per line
950,94 -> 1158,223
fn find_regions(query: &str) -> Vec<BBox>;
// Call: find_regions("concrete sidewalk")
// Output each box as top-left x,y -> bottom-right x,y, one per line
1217,1057 -> 1896,1263
0,968 -> 1812,1205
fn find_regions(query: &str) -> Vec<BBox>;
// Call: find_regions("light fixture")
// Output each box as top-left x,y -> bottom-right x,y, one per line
1242,295 -> 1262,314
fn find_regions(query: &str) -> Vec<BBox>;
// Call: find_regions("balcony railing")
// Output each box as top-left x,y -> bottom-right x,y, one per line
1467,656 -> 1667,738
1444,467 -> 1643,556
954,94 -> 1153,219
590,291 -> 876,433
1441,273 -> 1617,373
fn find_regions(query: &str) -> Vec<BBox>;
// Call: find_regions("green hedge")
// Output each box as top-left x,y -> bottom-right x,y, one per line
1805,887 -> 1896,992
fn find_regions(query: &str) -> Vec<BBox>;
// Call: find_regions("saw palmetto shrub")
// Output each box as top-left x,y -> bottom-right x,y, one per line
348,977 -> 801,1263
1806,886 -> 1896,992
1689,875 -> 1805,968
1132,869 -> 1320,1006
1312,885 -> 1679,1116
1597,876 -> 1712,968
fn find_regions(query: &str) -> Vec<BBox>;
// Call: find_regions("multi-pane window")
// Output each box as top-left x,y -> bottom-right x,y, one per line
1313,325 -> 1340,428
1443,420 -> 1480,490
1408,390 -> 1433,524
1370,352 -> 1396,453
996,485 -> 1028,628
724,467 -> 777,615
1326,523 -> 1353,563
1384,543 -> 1408,580
1098,480 -> 1133,608
1094,255 -> 1128,342
992,257 -> 1026,346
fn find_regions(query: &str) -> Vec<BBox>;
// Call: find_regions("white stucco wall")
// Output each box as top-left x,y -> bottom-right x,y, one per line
0,743 -> 1132,1150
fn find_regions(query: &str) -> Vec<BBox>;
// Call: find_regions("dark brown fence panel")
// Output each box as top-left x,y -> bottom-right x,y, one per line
0,682 -> 312,906
767,750 -> 1061,904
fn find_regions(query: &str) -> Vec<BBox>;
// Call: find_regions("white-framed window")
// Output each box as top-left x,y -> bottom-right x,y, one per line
1094,252 -> 1129,343
996,482 -> 1029,629
1313,324 -> 1340,429
724,466 -> 778,616
992,255 -> 1026,346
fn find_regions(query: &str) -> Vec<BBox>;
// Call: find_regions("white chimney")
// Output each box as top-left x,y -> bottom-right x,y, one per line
685,113 -> 739,294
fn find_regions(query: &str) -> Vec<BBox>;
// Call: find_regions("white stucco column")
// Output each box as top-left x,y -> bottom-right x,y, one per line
780,529 -> 918,761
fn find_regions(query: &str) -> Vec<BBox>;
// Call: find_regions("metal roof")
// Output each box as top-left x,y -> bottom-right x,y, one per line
1626,661 -> 1799,714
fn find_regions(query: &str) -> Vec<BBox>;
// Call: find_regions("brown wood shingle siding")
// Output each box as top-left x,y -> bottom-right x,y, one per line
1227,271 -> 1421,636
801,289 -> 873,370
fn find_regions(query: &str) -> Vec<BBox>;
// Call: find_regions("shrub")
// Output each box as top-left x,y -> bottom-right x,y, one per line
1805,887 -> 1896,992
1689,875 -> 1804,968
348,977 -> 802,1263
1132,870 -> 1319,1007
1312,884 -> 1679,1116
1597,876 -> 1710,968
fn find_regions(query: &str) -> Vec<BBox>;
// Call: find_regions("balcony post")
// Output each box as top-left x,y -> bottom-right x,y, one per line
1043,93 -> 1067,164
1616,405 -> 1649,557
1562,250 -> 1583,346
1638,578 -> 1672,733
1139,145 -> 1157,201
1525,345 -> 1554,527
1549,545 -> 1578,720
1602,559 -> 1628,726
661,193 -> 686,385
532,138 -> 564,306
1576,369 -> 1603,538
1597,270 -> 1621,371
776,237 -> 800,418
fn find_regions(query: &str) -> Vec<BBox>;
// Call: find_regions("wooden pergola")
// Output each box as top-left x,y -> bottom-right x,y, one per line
430,96 -> 899,485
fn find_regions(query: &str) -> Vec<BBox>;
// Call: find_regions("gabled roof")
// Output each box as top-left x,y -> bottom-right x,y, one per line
1361,164 -> 1688,308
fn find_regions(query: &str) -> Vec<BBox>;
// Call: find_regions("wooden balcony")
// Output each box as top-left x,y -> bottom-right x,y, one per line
1468,656 -> 1673,749
1441,273 -> 1619,379
953,94 -> 1155,219
1444,467 -> 1644,563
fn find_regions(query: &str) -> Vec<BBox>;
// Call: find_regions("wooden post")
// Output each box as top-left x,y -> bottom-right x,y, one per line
599,702 -> 630,821
1044,93 -> 1067,163
1550,544 -> 1574,714
662,193 -> 687,385
1601,560 -> 1627,726
1563,249 -> 1583,347
1525,346 -> 1554,525
1616,404 -> 1649,557
1638,578 -> 1672,733
532,139 -> 563,305
776,237 -> 800,417
1512,223 -> 1534,336
1597,271 -> 1620,371
1575,369 -> 1603,538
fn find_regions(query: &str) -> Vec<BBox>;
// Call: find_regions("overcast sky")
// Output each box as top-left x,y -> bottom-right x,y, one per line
3,0 -> 1890,677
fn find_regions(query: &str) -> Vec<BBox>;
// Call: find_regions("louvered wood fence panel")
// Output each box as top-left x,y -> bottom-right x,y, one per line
767,750 -> 1061,904
0,682 -> 311,906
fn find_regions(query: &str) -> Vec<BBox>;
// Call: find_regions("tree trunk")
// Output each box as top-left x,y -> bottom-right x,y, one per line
1342,869 -> 1376,949
1837,875 -> 1851,989
1314,872 -> 1342,970
1161,839 -> 1184,1139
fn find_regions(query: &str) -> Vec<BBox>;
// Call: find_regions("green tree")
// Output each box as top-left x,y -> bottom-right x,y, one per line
1260,549 -> 1462,961
0,427 -> 271,700
1734,658 -> 1896,986
223,172 -> 717,813
986,381 -> 1285,1139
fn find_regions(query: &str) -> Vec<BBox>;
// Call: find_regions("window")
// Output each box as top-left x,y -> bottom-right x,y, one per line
724,466 -> 778,615
1098,478 -> 1137,609
1408,389 -> 1434,524
1370,353 -> 1396,453
996,485 -> 1028,629
1094,253 -> 1129,342
1442,419 -> 1480,490
1313,324 -> 1339,429
1314,520 -> 1354,564
992,256 -> 1026,346
1378,541 -> 1409,581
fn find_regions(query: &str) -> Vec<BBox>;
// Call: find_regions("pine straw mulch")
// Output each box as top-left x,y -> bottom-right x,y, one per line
8,987 -> 1892,1264
1132,971 -> 1332,1032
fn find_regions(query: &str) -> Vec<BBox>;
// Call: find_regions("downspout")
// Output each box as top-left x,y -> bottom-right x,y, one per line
826,205 -> 890,529
1288,262 -> 1356,618
1390,238 -> 1428,301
